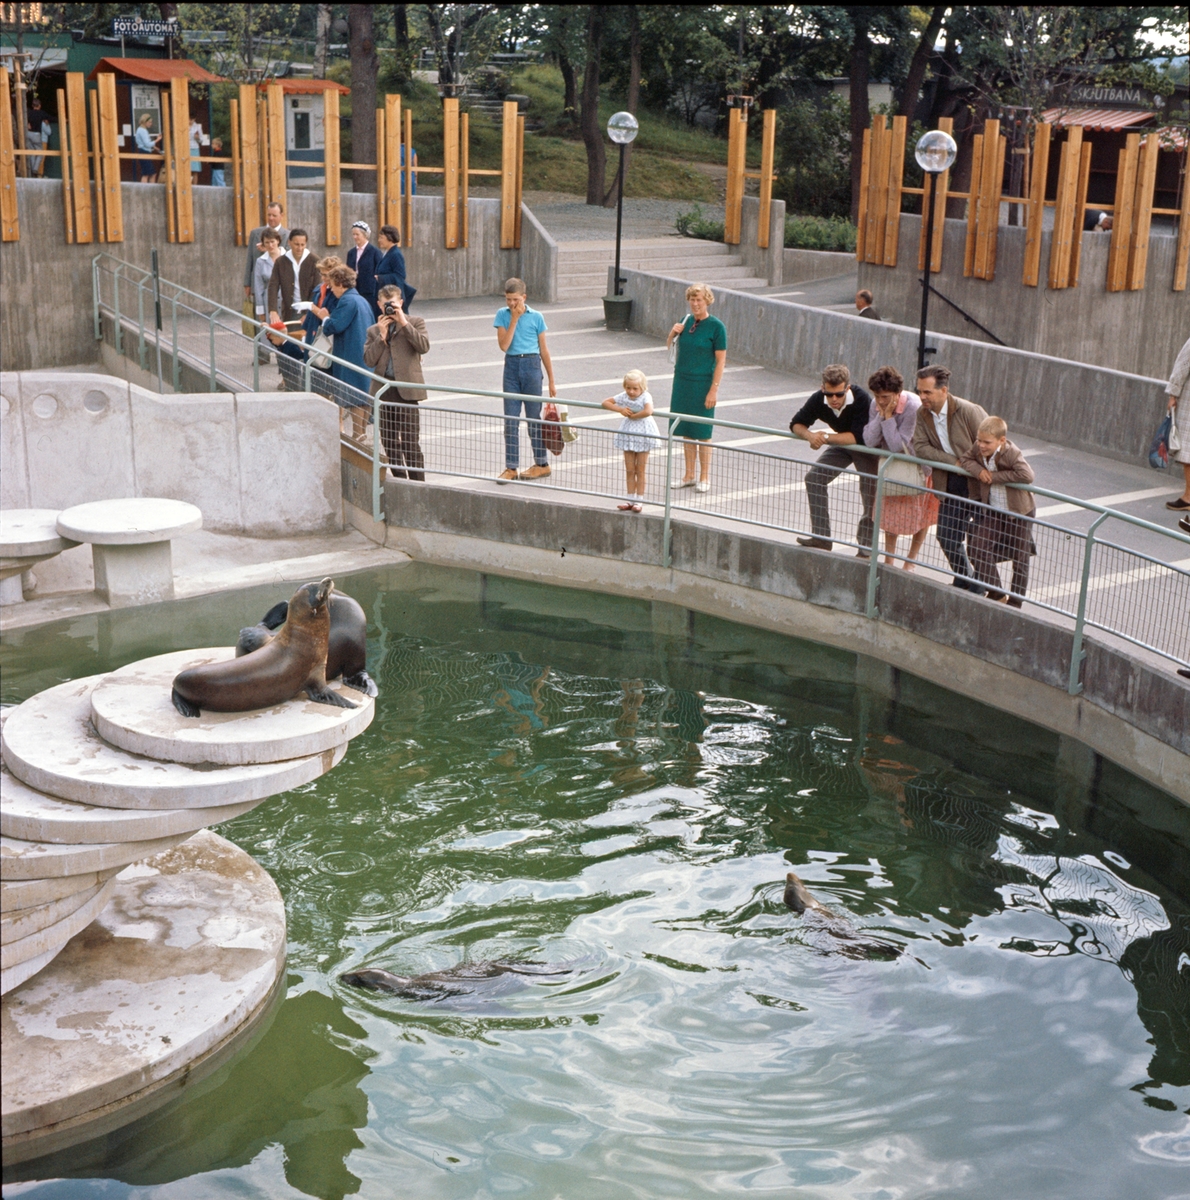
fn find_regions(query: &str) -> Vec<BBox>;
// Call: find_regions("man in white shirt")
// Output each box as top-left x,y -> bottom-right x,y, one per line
267,229 -> 319,326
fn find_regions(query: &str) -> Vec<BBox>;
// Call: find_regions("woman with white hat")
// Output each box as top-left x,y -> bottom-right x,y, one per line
346,220 -> 381,314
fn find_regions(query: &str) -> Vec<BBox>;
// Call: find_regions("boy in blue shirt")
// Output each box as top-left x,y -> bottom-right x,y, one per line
494,277 -> 557,481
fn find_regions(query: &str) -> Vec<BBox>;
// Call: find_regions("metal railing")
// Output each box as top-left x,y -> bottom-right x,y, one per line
92,253 -> 1190,686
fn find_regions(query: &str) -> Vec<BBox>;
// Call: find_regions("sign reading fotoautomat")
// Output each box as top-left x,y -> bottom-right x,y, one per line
112,16 -> 180,38
1067,84 -> 1165,111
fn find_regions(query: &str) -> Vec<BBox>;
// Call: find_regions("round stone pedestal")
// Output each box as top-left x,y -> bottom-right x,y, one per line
0,509 -> 80,607
1,830 -> 286,1165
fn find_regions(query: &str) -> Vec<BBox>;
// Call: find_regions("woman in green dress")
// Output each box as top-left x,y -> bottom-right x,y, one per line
666,283 -> 728,492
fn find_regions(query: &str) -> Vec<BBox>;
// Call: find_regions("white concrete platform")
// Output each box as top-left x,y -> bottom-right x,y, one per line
1,876 -> 119,985
1,830 -> 286,1164
0,830 -> 190,881
91,647 -> 375,765
0,509 -> 78,606
56,498 -> 203,609
1,764 -> 265,844
1,867 -> 121,914
2,879 -> 109,944
2,676 -> 347,810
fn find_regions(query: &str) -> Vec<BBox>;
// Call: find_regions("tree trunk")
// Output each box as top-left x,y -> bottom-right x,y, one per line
349,4 -> 377,194
897,4 -> 946,119
314,4 -> 332,79
425,6 -> 451,90
848,12 -> 870,225
392,4 -> 411,85
559,50 -> 578,125
602,5 -> 641,206
581,6 -> 607,207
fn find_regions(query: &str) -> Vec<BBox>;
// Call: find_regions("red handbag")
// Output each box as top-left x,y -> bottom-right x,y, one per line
542,402 -> 565,456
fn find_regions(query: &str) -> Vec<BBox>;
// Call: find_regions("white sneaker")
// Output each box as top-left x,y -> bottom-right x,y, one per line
695,480 -> 710,493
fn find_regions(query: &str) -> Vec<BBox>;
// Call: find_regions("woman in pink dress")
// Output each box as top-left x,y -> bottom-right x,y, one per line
863,365 -> 940,570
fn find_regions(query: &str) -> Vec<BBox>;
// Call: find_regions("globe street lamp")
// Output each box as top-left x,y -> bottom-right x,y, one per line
603,110 -> 639,331
914,129 -> 957,369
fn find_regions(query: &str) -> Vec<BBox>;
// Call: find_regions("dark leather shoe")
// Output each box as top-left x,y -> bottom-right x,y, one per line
797,537 -> 833,551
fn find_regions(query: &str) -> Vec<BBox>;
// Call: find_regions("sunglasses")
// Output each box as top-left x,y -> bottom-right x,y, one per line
822,389 -> 847,398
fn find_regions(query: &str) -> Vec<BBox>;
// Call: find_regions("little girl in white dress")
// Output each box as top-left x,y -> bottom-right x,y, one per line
604,369 -> 661,512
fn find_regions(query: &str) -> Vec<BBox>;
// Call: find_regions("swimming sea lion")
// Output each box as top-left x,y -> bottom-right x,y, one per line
341,960 -> 574,1001
172,577 -> 360,717
236,589 -> 377,697
783,871 -> 902,960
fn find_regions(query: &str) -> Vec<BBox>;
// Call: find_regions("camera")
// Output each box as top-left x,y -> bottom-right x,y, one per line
383,302 -> 398,316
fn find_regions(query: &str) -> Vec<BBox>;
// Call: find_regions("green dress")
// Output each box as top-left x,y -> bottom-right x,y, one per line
670,314 -> 727,440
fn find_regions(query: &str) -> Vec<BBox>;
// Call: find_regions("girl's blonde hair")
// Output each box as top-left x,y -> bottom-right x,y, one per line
685,282 -> 714,303
318,255 -> 344,275
623,369 -> 648,391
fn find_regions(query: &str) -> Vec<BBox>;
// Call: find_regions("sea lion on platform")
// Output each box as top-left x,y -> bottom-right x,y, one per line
341,960 -> 574,1001
784,871 -> 903,961
236,589 -> 377,697
172,577 -> 360,717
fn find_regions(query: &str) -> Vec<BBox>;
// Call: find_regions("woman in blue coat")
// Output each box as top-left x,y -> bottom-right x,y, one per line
346,221 -> 381,313
321,265 -> 376,443
375,224 -> 417,311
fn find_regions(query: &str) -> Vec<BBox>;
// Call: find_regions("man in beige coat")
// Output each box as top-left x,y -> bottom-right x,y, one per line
364,285 -> 430,480
913,365 -> 988,593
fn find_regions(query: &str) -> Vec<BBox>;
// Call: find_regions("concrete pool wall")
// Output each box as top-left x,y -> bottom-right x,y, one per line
360,476 -> 1189,804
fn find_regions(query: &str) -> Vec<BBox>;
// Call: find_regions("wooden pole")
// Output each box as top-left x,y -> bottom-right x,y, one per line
403,105 -> 413,245
460,110 -> 469,248
1022,121 -> 1051,287
1106,134 -> 1139,292
963,133 -> 983,277
973,119 -> 1001,280
230,97 -> 243,245
757,108 -> 776,249
443,96 -> 459,248
866,116 -> 889,264
1066,140 -> 1092,287
88,89 -> 106,243
238,84 -> 261,235
500,99 -> 517,249
97,72 -> 122,241
324,87 -> 341,245
514,113 -> 524,249
384,94 -> 401,232
1126,133 -> 1159,290
855,128 -> 870,261
170,77 -> 193,242
161,91 -> 176,243
883,114 -> 907,266
266,82 -> 285,210
0,68 -> 18,241
1047,130 -> 1080,288
1174,144 -> 1190,292
65,72 -> 92,243
56,86 -> 73,243
724,107 -> 746,245
256,95 -> 268,217
915,115 -> 952,274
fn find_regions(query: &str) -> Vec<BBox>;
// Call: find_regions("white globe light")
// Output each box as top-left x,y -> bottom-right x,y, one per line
915,129 -> 957,174
607,111 -> 639,145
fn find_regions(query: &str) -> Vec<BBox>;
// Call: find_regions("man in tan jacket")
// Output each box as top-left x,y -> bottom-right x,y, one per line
958,417 -> 1036,606
364,285 -> 430,481
913,365 -> 988,592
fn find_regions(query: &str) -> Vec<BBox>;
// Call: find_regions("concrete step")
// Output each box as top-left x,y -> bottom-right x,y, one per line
557,274 -> 769,300
557,263 -> 756,287
556,241 -> 734,266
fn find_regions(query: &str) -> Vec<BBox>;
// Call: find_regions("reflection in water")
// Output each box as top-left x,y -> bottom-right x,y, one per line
2,564 -> 1188,1197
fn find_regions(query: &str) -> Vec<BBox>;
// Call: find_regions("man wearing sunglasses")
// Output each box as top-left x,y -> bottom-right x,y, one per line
790,363 -> 876,556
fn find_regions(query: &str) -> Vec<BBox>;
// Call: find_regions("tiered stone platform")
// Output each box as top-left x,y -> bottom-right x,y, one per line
0,651 -> 374,1162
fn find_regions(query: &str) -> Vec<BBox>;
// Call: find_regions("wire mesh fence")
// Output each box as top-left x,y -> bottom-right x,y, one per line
92,254 -> 1190,676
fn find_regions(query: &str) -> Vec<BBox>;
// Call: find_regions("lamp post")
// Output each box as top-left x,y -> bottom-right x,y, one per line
603,110 -> 639,331
914,129 -> 957,369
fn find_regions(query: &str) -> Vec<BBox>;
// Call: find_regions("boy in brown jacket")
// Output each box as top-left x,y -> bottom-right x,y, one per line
958,417 -> 1036,606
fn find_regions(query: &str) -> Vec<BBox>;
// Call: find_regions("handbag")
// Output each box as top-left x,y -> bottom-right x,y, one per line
542,402 -> 565,456
559,406 -> 579,444
241,298 -> 257,338
1149,412 -> 1174,469
309,332 -> 333,371
668,315 -> 689,365
881,456 -> 926,497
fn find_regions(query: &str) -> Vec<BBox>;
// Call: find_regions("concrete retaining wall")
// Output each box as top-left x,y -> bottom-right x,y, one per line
0,179 -> 537,372
376,480 -> 1188,801
738,196 -> 786,285
617,267 -> 1168,467
858,215 -> 1184,377
0,371 -> 342,536
520,204 -> 559,303
783,248 -> 856,284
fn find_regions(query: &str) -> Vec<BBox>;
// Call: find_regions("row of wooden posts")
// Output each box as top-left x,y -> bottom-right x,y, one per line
0,69 -> 781,255
857,114 -> 1190,292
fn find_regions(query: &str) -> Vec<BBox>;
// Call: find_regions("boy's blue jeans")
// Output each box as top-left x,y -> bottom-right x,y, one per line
502,353 -> 546,470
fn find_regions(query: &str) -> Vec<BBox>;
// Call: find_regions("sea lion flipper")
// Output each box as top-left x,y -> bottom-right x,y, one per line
171,687 -> 201,718
343,670 -> 379,698
260,600 -> 289,630
304,684 -> 359,709
235,625 -> 274,657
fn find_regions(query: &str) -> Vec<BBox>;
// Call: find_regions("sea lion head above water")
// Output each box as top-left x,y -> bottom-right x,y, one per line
784,871 -> 834,916
172,577 -> 359,717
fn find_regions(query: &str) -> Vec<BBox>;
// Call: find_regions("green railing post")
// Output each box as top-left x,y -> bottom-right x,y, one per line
170,295 -> 180,390
91,256 -> 101,342
864,455 -> 889,618
373,389 -> 383,524
208,313 -> 217,392
112,264 -> 123,354
1069,512 -> 1108,695
137,280 -> 146,371
662,414 -> 675,568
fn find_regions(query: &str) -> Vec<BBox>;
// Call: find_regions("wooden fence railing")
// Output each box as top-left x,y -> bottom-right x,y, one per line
858,114 -> 1189,292
0,73 -> 526,251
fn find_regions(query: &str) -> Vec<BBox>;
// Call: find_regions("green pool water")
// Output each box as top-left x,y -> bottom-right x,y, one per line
2,563 -> 1188,1200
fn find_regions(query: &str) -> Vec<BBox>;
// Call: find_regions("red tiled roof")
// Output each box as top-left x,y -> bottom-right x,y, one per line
88,57 -> 227,84
256,79 -> 350,95
1040,107 -> 1155,132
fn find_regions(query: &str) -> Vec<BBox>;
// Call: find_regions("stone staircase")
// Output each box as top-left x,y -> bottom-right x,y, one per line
555,238 -> 768,300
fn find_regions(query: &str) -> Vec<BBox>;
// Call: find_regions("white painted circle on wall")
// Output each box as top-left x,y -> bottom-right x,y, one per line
32,394 -> 58,420
83,390 -> 109,414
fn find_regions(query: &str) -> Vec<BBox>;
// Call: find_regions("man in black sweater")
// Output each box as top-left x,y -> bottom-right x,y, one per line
790,363 -> 876,555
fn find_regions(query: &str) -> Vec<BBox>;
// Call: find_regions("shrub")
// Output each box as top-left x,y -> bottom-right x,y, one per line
674,204 -> 725,242
784,216 -> 857,253
773,92 -> 852,219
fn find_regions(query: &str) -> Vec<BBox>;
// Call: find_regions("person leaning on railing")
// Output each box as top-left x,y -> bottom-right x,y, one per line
790,364 -> 876,558
958,417 -> 1036,607
912,365 -> 989,595
364,285 -> 429,482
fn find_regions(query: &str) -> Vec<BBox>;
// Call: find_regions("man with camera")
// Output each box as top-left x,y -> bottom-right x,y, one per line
364,285 -> 430,481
